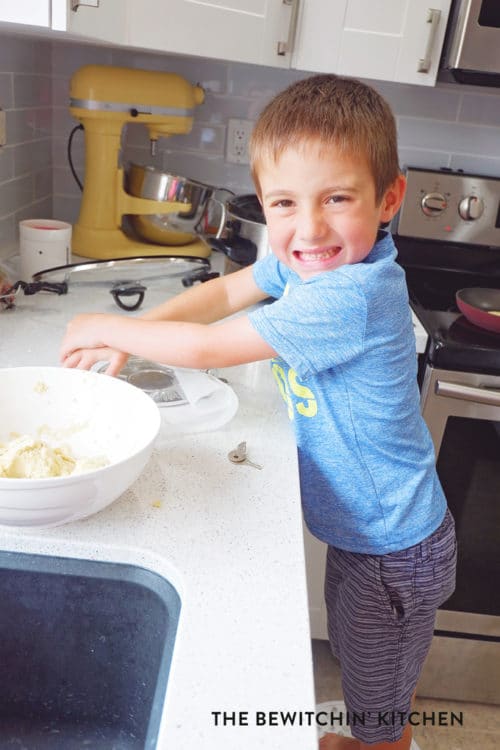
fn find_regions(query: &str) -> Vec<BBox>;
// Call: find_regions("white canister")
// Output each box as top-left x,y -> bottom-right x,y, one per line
19,219 -> 72,280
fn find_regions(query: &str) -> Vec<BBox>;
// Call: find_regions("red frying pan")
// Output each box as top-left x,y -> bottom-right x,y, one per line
456,288 -> 500,334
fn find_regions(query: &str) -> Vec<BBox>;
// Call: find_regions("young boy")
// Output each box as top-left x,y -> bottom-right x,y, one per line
60,74 -> 456,750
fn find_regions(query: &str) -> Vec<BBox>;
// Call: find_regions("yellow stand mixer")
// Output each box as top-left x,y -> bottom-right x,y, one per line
69,64 -> 210,260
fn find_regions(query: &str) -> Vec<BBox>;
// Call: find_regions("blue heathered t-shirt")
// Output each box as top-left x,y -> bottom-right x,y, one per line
248,232 -> 446,554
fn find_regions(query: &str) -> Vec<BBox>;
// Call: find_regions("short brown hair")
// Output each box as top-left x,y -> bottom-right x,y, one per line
249,74 -> 400,203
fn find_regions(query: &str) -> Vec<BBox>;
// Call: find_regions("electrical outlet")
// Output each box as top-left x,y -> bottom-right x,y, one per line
0,110 -> 6,147
226,118 -> 253,165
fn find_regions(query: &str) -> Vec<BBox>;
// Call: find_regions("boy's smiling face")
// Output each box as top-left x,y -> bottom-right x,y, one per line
258,139 -> 406,280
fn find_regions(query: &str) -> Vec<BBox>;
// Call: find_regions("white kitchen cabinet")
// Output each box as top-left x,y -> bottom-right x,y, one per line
0,0 -> 50,27
52,0 -> 127,44
293,0 -> 452,86
127,0 -> 298,68
55,0 -> 299,68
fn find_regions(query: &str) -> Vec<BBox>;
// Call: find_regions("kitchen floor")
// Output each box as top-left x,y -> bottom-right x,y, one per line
312,639 -> 500,749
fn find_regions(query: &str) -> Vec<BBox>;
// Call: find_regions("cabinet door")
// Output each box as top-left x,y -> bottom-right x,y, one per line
394,0 -> 451,85
127,0 -> 298,68
60,0 -> 128,45
0,0 -> 50,27
293,0 -> 347,74
293,0 -> 452,87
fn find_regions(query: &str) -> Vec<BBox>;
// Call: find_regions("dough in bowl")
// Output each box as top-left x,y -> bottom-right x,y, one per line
0,434 -> 107,479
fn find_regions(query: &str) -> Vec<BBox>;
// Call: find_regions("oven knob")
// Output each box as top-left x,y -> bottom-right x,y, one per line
458,195 -> 484,221
421,192 -> 447,216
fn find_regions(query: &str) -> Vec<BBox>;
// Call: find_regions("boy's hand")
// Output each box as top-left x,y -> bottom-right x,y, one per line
60,313 -> 117,364
62,346 -> 129,376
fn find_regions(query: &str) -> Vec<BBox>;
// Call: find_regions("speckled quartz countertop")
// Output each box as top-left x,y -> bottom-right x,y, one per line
0,257 -> 318,750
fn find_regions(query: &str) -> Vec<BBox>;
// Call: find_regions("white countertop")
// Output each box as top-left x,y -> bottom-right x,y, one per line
0,262 -> 318,749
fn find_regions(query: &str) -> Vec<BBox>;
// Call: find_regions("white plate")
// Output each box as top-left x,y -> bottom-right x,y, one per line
93,361 -> 239,434
159,370 -> 239,434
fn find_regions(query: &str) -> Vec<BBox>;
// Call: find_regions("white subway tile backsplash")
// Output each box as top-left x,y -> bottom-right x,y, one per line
51,106 -> 76,138
51,41 -> 112,78
53,165 -> 84,198
16,196 -> 52,223
0,36 -> 51,74
2,31 -> 500,238
124,121 -> 226,157
124,122 -> 150,149
398,148 -> 451,172
7,108 -> 52,144
52,132 -> 84,171
459,93 -> 500,127
34,167 -> 52,200
13,74 -> 51,108
52,194 -> 81,226
0,146 -> 14,182
372,80 -> 461,121
123,144 -> 163,171
397,117 -> 500,160
13,139 -> 52,176
0,73 -> 13,108
166,122 -> 226,154
52,75 -> 71,106
33,108 -> 52,139
159,150 -> 254,193
200,93 -> 259,124
0,174 -> 33,217
227,60 -> 301,99
0,214 -> 16,249
111,49 -> 229,95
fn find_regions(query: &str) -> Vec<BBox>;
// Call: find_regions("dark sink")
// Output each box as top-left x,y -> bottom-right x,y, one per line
0,551 -> 181,749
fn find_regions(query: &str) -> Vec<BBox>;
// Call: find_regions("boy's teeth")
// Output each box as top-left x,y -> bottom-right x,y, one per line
300,248 -> 338,261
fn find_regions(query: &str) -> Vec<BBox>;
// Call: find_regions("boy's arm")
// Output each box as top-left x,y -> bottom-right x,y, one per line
141,265 -> 268,323
60,265 -> 277,370
61,314 -> 276,370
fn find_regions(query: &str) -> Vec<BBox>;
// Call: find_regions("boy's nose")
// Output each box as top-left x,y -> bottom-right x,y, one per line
297,207 -> 328,242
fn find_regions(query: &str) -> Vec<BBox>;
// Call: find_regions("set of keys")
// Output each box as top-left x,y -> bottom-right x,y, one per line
227,441 -> 262,470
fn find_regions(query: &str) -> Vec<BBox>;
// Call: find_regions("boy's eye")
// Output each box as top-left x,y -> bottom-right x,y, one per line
272,199 -> 294,208
327,195 -> 348,204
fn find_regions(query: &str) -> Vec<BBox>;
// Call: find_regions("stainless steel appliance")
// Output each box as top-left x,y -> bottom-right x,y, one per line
207,194 -> 269,272
394,166 -> 500,704
442,0 -> 500,86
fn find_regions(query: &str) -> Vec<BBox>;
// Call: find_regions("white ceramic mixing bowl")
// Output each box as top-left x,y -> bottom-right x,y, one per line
0,366 -> 161,528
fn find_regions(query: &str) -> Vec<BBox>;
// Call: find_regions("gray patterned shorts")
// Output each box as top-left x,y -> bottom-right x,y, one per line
324,508 -> 457,744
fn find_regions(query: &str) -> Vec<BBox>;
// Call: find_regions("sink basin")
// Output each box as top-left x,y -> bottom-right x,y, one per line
0,551 -> 181,749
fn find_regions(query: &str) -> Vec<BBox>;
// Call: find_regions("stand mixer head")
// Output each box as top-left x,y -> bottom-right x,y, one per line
69,64 -> 209,259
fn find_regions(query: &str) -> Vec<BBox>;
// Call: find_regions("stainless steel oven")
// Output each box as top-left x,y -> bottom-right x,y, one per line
442,0 -> 500,86
394,167 -> 500,704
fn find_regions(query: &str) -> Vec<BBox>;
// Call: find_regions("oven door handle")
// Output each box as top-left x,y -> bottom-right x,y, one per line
436,380 -> 500,407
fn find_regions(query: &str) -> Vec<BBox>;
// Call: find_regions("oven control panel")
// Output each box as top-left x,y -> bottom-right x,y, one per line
395,167 -> 500,248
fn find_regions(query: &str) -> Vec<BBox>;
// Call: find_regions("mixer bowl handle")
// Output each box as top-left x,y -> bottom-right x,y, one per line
207,188 -> 235,240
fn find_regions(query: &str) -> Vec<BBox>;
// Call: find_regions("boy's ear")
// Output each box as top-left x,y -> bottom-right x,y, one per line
380,174 -> 407,222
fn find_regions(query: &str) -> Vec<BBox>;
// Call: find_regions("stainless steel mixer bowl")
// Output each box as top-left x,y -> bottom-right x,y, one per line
126,163 -> 219,246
